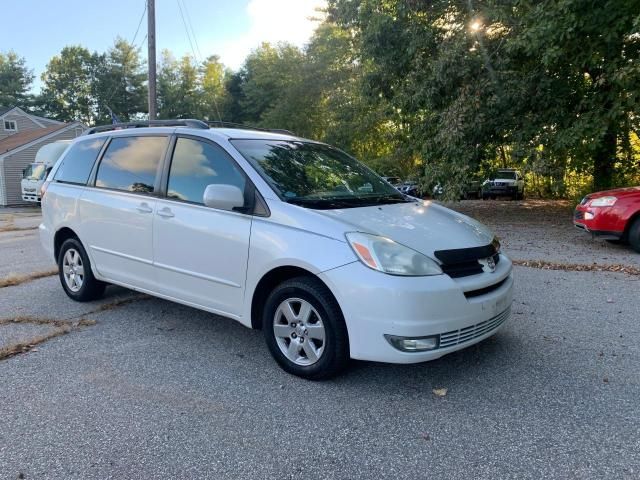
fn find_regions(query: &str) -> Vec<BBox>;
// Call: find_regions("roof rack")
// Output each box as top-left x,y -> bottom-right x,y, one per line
207,121 -> 295,136
84,119 -> 209,135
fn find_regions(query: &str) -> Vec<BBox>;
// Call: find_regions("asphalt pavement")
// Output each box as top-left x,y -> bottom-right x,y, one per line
1,206 -> 639,479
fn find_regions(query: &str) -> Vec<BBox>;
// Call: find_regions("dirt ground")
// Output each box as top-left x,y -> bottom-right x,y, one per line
1,202 -> 640,478
445,199 -> 640,269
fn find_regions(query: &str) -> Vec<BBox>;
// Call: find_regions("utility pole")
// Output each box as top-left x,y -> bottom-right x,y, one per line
147,0 -> 157,120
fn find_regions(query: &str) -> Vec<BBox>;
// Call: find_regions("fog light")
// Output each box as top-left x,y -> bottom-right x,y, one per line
584,212 -> 594,220
385,335 -> 439,352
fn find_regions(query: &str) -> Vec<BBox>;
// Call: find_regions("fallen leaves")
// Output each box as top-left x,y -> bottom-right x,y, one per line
432,387 -> 448,397
512,259 -> 640,276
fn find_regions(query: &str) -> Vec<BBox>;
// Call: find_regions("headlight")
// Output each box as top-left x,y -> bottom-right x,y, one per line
589,196 -> 617,207
492,237 -> 501,253
345,232 -> 442,276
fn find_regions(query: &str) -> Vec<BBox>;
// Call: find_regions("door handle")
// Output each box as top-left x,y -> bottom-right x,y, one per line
136,202 -> 153,214
157,207 -> 175,218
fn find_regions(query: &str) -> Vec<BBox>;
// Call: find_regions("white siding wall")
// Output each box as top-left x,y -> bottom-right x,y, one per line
0,127 -> 84,206
0,112 -> 43,141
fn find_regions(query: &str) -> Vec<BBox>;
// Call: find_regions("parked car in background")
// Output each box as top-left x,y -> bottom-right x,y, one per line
40,119 -> 513,379
574,186 -> 640,252
397,180 -> 421,197
432,180 -> 482,200
482,169 -> 525,200
464,180 -> 483,199
21,140 -> 71,203
381,176 -> 401,187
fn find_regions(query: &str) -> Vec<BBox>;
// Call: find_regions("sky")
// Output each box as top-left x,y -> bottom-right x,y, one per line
2,0 -> 326,92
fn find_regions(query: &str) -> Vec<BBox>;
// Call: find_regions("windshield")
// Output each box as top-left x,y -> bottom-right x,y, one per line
231,140 -> 409,209
496,171 -> 517,180
23,163 -> 47,180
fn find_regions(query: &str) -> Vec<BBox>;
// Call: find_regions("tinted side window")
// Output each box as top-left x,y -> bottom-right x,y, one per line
95,136 -> 168,193
167,137 -> 246,204
54,138 -> 106,185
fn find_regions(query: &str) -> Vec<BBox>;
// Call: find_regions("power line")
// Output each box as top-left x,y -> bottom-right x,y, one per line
101,1 -> 148,121
176,0 -> 197,61
175,0 -> 222,122
131,2 -> 148,47
180,0 -> 203,60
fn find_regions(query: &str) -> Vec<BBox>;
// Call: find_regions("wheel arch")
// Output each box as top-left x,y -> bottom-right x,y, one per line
250,266 -> 338,330
623,209 -> 640,243
53,226 -> 80,261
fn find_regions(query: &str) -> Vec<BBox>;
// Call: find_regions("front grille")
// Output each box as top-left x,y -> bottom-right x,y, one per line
438,307 -> 511,349
464,277 -> 508,298
574,210 -> 584,220
435,243 -> 500,278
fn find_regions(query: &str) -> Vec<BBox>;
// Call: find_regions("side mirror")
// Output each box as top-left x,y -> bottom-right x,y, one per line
203,184 -> 245,211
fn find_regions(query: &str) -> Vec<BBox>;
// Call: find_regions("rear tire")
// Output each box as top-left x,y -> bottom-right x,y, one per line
58,238 -> 106,302
628,218 -> 640,253
262,276 -> 349,380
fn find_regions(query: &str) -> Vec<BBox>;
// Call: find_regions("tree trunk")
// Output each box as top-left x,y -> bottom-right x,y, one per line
593,127 -> 617,191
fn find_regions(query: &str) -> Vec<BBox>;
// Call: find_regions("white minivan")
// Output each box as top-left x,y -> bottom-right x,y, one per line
40,120 -> 513,379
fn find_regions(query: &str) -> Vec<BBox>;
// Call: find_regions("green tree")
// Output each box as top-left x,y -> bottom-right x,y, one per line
239,42 -> 305,125
328,0 -> 640,195
199,55 -> 226,121
94,38 -> 148,124
157,51 -> 200,119
0,51 -> 34,106
39,46 -> 99,124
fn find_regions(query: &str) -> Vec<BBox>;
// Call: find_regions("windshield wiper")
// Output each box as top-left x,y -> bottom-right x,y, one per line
286,197 -> 359,210
358,194 -> 412,206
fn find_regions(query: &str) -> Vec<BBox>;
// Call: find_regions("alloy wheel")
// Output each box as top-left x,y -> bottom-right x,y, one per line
273,297 -> 326,366
62,248 -> 84,292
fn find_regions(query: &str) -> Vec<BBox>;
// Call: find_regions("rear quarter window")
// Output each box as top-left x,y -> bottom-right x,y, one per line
53,138 -> 106,185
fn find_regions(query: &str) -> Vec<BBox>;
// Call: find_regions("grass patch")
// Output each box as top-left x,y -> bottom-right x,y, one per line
513,259 -> 640,276
0,225 -> 38,233
0,268 -> 58,289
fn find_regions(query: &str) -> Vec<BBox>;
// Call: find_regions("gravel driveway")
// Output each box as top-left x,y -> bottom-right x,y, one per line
0,203 -> 639,479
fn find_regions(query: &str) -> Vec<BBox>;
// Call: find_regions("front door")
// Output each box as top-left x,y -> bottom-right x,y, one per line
153,136 -> 252,318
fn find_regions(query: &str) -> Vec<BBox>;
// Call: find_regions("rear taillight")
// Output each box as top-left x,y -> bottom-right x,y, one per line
40,180 -> 51,200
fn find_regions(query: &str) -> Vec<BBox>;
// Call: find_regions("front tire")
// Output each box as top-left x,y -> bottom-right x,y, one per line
628,218 -> 640,253
262,277 -> 349,380
58,238 -> 106,301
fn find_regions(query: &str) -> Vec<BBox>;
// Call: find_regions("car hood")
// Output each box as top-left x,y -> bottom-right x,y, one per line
317,200 -> 494,257
586,186 -> 640,199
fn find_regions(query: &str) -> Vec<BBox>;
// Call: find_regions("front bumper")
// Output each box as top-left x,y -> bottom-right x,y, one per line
485,184 -> 518,196
573,206 -> 624,239
319,254 -> 514,364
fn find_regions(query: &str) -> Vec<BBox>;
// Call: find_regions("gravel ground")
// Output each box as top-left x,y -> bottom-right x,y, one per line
0,204 -> 639,479
446,199 -> 640,268
0,229 -> 55,278
0,322 -> 59,349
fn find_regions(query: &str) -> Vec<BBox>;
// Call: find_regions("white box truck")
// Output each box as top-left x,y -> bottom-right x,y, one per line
21,140 -> 71,203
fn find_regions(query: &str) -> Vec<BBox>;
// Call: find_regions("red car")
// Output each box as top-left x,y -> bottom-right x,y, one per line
574,186 -> 640,252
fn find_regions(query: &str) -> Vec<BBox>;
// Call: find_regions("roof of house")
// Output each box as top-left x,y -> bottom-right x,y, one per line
0,105 -> 63,125
0,123 -> 72,155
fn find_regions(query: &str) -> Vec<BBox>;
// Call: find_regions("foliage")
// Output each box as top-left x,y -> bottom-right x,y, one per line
38,46 -> 99,124
11,1 -> 640,196
0,51 -> 34,106
327,0 -> 640,197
